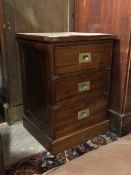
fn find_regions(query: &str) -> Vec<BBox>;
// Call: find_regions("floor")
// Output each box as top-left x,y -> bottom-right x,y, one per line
47,134 -> 131,175
5,132 -> 117,175
0,116 -> 4,124
0,106 -> 5,124
0,121 -> 45,168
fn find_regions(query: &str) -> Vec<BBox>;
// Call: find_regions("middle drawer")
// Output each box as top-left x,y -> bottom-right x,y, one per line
55,70 -> 110,103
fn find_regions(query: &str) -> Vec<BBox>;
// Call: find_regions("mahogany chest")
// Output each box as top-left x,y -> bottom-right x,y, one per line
17,32 -> 115,153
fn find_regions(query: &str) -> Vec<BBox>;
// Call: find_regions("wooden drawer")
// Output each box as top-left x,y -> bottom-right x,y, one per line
55,42 -> 113,75
17,32 -> 115,153
55,96 -> 108,138
55,70 -> 110,103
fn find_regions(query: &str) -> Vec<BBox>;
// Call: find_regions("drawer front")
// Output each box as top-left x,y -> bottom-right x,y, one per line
55,96 -> 108,138
55,70 -> 110,103
55,43 -> 112,75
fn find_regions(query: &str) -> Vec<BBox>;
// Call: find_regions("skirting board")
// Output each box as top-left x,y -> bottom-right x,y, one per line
23,116 -> 110,153
110,110 -> 131,136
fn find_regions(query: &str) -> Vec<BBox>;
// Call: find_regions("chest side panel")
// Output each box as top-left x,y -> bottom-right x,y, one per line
19,41 -> 54,138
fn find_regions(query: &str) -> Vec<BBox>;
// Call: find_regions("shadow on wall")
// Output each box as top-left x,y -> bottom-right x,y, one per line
0,55 -> 5,102
0,53 -> 5,121
3,0 -> 74,104
14,0 -> 72,33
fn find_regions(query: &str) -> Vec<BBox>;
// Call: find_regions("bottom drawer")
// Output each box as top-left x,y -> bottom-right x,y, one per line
55,96 -> 108,138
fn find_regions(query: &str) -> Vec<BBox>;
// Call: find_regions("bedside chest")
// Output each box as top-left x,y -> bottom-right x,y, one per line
17,32 -> 115,153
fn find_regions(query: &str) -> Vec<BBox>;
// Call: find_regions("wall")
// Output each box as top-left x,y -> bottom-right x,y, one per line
0,53 -> 4,98
75,0 -> 131,135
75,0 -> 131,114
15,0 -> 74,33
2,0 -> 75,124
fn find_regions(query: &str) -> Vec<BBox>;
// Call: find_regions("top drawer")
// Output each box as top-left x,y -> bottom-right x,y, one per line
55,42 -> 113,75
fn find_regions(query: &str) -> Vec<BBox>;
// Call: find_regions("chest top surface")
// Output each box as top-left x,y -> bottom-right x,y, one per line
16,32 -> 116,42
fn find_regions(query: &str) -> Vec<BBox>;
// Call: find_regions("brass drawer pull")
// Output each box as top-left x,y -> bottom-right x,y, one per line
78,108 -> 90,120
78,81 -> 90,92
79,52 -> 92,63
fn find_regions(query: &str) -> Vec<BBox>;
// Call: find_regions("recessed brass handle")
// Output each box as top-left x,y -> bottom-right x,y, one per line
78,108 -> 90,120
78,81 -> 90,92
83,55 -> 90,61
81,84 -> 88,90
81,112 -> 88,118
79,52 -> 92,63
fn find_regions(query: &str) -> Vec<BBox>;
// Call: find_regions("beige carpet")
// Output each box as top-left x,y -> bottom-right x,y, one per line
45,134 -> 131,175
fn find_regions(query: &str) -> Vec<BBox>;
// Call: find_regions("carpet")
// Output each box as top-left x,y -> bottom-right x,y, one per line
6,132 -> 118,175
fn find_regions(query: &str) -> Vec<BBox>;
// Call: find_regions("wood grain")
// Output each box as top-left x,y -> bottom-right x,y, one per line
55,42 -> 113,75
24,116 -> 110,153
123,33 -> 131,113
0,0 -> 7,104
55,96 -> 108,138
53,120 -> 110,153
75,0 -> 131,114
55,70 -> 110,103
0,0 -> 74,124
17,33 -> 114,153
